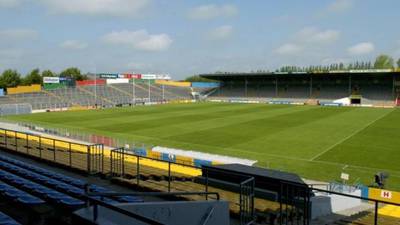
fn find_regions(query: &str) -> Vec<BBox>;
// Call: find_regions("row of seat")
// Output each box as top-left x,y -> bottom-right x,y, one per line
0,211 -> 20,225
0,155 -> 142,204
0,180 -> 44,206
0,169 -> 84,208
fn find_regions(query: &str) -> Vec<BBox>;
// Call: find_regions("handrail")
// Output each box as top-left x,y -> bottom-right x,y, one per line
85,195 -> 165,225
84,186 -> 221,225
85,190 -> 220,201
311,187 -> 400,207
0,127 -> 90,147
110,147 -> 200,170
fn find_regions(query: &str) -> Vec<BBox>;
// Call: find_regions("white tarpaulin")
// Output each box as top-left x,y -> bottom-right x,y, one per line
106,78 -> 129,84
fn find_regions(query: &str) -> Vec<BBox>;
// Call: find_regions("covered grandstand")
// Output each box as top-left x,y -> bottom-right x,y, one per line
200,70 -> 400,106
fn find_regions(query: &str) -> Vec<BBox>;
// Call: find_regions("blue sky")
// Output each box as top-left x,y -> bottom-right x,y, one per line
0,0 -> 399,79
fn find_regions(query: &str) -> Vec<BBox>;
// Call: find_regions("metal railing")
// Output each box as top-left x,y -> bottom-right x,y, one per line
0,127 -> 103,174
311,187 -> 400,225
84,187 -> 220,225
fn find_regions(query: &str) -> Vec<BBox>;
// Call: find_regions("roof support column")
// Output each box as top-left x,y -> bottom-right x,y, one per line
245,78 -> 248,97
348,75 -> 352,96
393,74 -> 395,100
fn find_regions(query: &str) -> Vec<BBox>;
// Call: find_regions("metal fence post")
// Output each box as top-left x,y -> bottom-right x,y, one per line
205,169 -> 209,200
374,202 -> 378,225
101,145 -> 104,174
87,146 -> 91,173
122,149 -> 125,177
110,150 -> 113,176
168,161 -> 171,192
14,131 -> 17,151
53,139 -> 56,161
240,183 -> 243,224
39,136 -> 42,158
136,156 -> 140,185
26,133 -> 29,154
4,130 -> 7,148
69,142 -> 72,168
279,182 -> 283,225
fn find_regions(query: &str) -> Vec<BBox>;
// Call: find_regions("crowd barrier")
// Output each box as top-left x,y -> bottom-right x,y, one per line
0,103 -> 32,116
0,127 -> 104,174
0,126 -> 201,177
7,84 -> 41,94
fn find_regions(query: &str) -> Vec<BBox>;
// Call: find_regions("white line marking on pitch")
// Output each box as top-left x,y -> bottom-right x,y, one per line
309,109 -> 394,161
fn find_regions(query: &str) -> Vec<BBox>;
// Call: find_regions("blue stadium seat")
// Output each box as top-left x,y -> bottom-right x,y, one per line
0,169 -> 84,208
0,181 -> 44,206
0,211 -> 20,225
0,155 -> 143,204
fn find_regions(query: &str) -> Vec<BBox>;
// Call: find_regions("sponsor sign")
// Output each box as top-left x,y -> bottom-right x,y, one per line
123,73 -> 142,79
381,190 -> 392,199
99,73 -> 119,79
156,74 -> 171,80
141,74 -> 157,80
43,77 -> 60,84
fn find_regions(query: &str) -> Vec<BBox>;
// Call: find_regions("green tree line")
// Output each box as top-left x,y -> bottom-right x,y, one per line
0,67 -> 88,89
276,55 -> 400,73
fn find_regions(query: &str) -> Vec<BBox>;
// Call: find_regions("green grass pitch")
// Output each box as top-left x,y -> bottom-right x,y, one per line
5,102 -> 400,190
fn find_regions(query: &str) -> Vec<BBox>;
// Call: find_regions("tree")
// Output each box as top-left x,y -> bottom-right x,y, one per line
42,70 -> 55,77
397,58 -> 400,68
23,68 -> 42,85
59,67 -> 87,81
374,54 -> 394,69
185,75 -> 215,82
0,69 -> 22,88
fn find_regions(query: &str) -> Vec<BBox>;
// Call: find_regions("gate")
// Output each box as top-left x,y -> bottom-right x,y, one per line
110,147 -> 125,177
240,177 -> 255,225
279,181 -> 310,225
87,144 -> 104,174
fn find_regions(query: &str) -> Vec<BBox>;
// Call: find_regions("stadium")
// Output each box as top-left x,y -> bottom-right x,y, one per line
0,68 -> 398,225
2,1 -> 400,225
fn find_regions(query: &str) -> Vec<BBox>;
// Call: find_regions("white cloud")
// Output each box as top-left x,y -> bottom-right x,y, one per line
275,43 -> 303,56
0,29 -> 38,40
275,27 -> 340,56
327,0 -> 355,13
296,27 -> 340,44
207,25 -> 233,40
39,0 -> 150,17
188,4 -> 238,20
0,0 -> 21,8
101,30 -> 172,51
347,42 -> 375,55
60,40 -> 88,50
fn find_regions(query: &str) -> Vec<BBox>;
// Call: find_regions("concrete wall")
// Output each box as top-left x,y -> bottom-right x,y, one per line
311,189 -> 362,219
